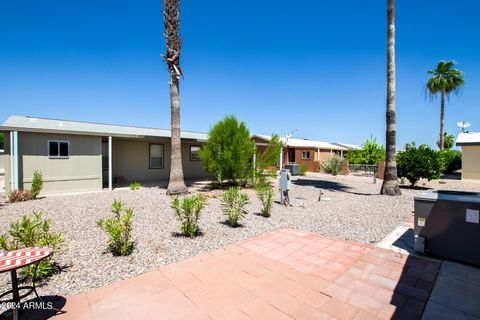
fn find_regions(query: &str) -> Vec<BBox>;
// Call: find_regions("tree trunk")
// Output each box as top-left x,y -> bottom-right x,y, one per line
439,90 -> 445,150
381,0 -> 401,196
166,77 -> 188,195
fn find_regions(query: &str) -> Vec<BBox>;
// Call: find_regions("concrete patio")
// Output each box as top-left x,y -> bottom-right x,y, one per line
19,228 -> 443,320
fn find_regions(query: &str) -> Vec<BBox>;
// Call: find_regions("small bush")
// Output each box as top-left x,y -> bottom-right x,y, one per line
31,170 -> 43,198
221,187 -> 249,227
97,200 -> 135,255
256,184 -> 274,217
321,155 -> 342,175
171,195 -> 207,237
299,163 -> 307,176
438,150 -> 462,174
397,143 -> 443,187
0,212 -> 64,280
129,182 -> 141,190
9,189 -> 35,203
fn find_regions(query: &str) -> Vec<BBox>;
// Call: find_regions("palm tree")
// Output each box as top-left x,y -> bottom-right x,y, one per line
163,0 -> 188,195
381,0 -> 401,196
436,132 -> 455,150
426,60 -> 464,150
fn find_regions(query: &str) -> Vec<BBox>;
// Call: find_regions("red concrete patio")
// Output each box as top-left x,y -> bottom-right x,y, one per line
50,228 -> 440,320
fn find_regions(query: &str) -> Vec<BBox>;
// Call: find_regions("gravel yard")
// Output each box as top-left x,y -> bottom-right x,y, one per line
0,173 -> 478,297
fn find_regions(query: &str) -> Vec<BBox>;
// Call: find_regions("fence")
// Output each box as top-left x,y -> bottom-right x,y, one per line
348,164 -> 378,176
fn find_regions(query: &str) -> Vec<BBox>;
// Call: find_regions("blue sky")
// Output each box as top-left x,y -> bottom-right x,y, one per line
0,0 -> 478,147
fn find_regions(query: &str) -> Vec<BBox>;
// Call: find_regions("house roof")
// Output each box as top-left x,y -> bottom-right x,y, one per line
456,132 -> 480,146
253,134 -> 347,151
332,142 -> 361,150
0,115 -> 208,141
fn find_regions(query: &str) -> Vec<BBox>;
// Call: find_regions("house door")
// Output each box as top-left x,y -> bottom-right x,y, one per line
288,149 -> 295,163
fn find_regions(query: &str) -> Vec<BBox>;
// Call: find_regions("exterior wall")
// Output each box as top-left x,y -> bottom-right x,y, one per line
112,139 -> 207,182
3,134 -> 11,195
0,150 -> 4,171
19,132 -> 102,195
462,146 -> 480,181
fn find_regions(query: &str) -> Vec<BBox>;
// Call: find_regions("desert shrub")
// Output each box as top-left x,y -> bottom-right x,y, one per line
321,155 -> 342,175
438,149 -> 462,174
8,189 -> 34,203
299,163 -> 307,176
397,143 -> 443,187
199,115 -> 255,185
97,200 -> 135,255
256,184 -> 274,217
129,182 -> 141,190
221,187 -> 249,227
171,195 -> 207,237
31,170 -> 43,198
346,138 -> 385,165
256,134 -> 283,171
0,212 -> 64,280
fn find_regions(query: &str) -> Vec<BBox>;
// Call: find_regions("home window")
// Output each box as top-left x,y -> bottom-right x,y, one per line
149,144 -> 164,169
190,145 -> 201,161
302,151 -> 311,160
48,141 -> 69,158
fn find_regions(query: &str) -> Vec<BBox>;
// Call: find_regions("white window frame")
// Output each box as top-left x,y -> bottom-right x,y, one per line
149,143 -> 165,169
302,151 -> 311,160
189,145 -> 201,161
48,140 -> 70,159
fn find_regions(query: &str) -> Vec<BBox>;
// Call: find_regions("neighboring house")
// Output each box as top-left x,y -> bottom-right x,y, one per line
1,115 -> 208,196
456,132 -> 480,181
252,134 -> 347,172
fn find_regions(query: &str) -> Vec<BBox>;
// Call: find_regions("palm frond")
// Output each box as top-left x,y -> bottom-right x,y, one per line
163,0 -> 183,79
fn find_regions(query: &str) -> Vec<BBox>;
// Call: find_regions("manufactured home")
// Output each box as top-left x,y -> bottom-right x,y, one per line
456,132 -> 480,181
1,116 -> 209,196
252,134 -> 348,172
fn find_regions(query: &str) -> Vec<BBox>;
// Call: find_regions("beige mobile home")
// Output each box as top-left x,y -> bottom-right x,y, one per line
1,116 -> 208,196
456,132 -> 480,181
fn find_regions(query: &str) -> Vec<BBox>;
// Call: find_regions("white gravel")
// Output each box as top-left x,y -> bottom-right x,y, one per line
0,173 -> 478,297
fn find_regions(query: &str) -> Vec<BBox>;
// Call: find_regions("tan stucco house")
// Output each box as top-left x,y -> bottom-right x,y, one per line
1,115 -> 209,196
456,132 -> 480,181
252,134 -> 348,172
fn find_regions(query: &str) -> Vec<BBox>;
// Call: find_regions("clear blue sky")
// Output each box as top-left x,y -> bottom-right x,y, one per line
1,0 -> 478,147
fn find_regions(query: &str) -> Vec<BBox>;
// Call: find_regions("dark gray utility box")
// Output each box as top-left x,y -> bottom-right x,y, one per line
414,190 -> 480,266
285,163 -> 300,176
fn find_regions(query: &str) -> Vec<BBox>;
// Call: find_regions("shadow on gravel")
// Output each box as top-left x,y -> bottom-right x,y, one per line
292,178 -> 376,196
399,185 -> 431,190
219,220 -> 245,228
171,230 -> 205,238
0,295 -> 66,320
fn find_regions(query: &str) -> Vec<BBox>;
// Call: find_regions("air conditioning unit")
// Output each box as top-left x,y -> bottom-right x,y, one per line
285,163 -> 300,176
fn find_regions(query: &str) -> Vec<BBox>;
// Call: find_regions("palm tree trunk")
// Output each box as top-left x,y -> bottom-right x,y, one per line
381,0 -> 401,196
439,90 -> 445,150
166,77 -> 188,195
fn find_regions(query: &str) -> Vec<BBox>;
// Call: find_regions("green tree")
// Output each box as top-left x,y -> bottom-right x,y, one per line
256,134 -> 283,171
163,0 -> 188,195
346,138 -> 385,165
397,143 -> 443,187
426,60 -> 465,150
381,0 -> 401,196
0,132 -> 3,149
199,115 -> 255,185
436,132 -> 455,150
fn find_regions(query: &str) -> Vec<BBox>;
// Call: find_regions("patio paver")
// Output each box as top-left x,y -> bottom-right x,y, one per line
46,228 -> 441,319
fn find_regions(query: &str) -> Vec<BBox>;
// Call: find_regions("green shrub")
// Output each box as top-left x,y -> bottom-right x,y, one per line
199,115 -> 255,185
256,184 -> 274,217
221,187 -> 249,227
171,195 -> 207,237
397,143 -> 443,187
321,155 -> 342,175
346,138 -> 385,165
256,134 -> 283,171
438,149 -> 462,174
31,170 -> 43,198
129,182 -> 141,190
8,189 -> 35,203
0,212 -> 64,280
97,200 -> 135,255
299,163 -> 307,176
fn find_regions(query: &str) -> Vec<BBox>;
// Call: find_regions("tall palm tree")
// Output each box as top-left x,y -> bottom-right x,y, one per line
381,0 -> 401,196
163,0 -> 188,195
426,60 -> 465,150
